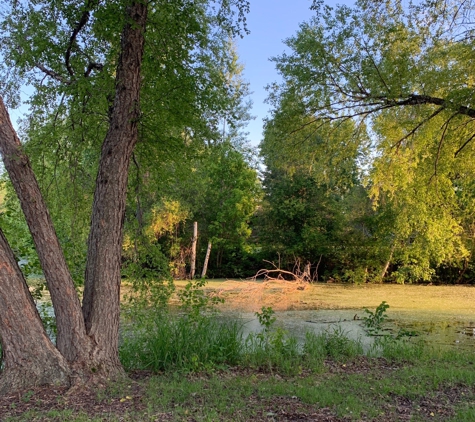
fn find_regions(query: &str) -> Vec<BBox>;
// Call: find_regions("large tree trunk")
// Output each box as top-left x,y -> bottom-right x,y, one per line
0,97 -> 90,364
0,230 -> 70,393
82,1 -> 148,373
0,0 -> 148,392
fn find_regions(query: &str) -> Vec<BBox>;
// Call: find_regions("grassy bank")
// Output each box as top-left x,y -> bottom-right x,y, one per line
2,304 -> 475,421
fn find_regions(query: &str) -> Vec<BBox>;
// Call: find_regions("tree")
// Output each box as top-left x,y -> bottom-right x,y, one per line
0,0 -> 146,391
259,167 -> 344,271
271,0 -> 475,129
0,0 -> 249,392
154,142 -> 261,279
198,142 -> 260,276
265,0 -> 475,282
259,109 -> 377,280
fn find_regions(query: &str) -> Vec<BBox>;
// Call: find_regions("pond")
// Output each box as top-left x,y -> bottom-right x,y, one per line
37,280 -> 475,350
203,280 -> 475,350
231,308 -> 475,351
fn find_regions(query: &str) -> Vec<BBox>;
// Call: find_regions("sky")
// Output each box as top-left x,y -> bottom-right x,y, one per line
236,0 -> 315,146
236,0 -> 351,147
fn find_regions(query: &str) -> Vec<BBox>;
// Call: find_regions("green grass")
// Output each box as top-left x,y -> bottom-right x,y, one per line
117,306 -> 475,420
4,345 -> 475,421
119,310 -> 244,372
116,308 -> 475,421
119,307 -> 371,375
136,352 -> 474,421
3,304 -> 475,421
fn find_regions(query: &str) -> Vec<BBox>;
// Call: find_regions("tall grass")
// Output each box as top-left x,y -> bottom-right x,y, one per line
119,306 -> 428,375
119,290 -> 435,375
120,310 -> 243,372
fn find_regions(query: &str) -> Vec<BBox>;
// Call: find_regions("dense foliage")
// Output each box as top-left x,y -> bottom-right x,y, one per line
258,0 -> 475,283
1,0 -> 475,285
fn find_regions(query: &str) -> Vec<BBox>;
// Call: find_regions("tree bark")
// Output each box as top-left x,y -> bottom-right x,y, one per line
0,96 -> 90,364
82,1 -> 148,373
201,241 -> 212,278
190,222 -> 198,278
380,244 -> 395,283
0,229 -> 70,393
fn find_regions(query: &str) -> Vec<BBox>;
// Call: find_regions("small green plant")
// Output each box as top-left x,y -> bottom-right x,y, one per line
178,278 -> 224,319
363,302 -> 421,344
244,306 -> 304,374
319,326 -> 364,360
255,306 -> 276,333
362,301 -> 389,335
21,390 -> 34,403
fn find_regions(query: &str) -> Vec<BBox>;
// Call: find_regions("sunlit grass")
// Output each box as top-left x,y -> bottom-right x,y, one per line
5,315 -> 475,422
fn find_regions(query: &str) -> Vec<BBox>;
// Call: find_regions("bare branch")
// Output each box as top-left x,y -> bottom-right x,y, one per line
454,133 -> 475,157
361,39 -> 391,94
391,107 -> 445,149
430,112 -> 458,181
249,259 -> 315,283
35,63 -> 71,85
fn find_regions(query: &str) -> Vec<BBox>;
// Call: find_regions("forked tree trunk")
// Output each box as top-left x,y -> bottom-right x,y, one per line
0,1 -> 148,391
0,97 -> 91,364
82,1 -> 148,372
0,230 -> 70,393
190,222 -> 198,278
201,241 -> 212,278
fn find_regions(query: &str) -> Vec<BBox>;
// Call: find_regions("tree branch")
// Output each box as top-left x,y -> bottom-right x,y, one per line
454,133 -> 475,157
65,0 -> 101,78
35,63 -> 71,85
391,107 -> 445,149
432,113 -> 456,180
384,94 -> 475,118
84,62 -> 104,77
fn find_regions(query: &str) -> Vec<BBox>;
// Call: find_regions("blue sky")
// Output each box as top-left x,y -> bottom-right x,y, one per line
236,0 -> 351,147
236,0 -> 315,146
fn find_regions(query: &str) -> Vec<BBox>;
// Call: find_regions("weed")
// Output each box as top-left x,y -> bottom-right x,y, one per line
120,311 -> 243,372
362,301 -> 390,335
362,301 -> 420,341
21,390 -> 34,403
370,334 -> 426,361
178,278 -> 224,319
255,306 -> 276,333
304,326 -> 364,361
243,306 -> 305,374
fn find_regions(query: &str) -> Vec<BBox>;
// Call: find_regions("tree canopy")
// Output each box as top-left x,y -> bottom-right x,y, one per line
260,0 -> 475,282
